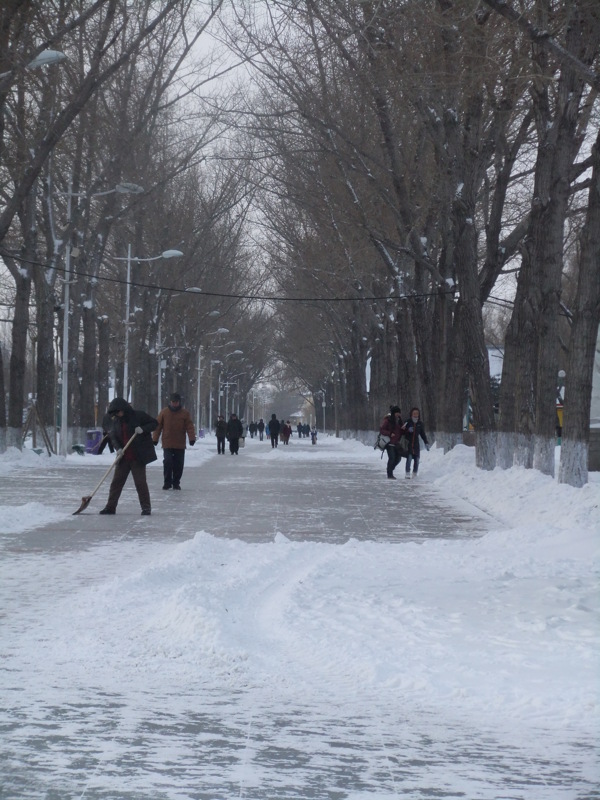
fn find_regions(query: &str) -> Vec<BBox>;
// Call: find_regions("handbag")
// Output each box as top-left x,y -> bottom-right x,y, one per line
375,433 -> 391,451
398,434 -> 409,456
239,436 -> 245,448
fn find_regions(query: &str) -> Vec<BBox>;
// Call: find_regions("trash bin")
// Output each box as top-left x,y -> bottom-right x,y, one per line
85,428 -> 103,453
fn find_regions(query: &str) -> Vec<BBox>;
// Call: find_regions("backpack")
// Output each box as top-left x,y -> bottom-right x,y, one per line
374,433 -> 391,451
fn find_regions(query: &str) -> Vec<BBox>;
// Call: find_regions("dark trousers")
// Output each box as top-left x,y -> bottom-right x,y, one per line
105,459 -> 151,512
217,435 -> 226,454
163,448 -> 185,487
229,437 -> 240,454
386,444 -> 402,477
271,433 -> 279,448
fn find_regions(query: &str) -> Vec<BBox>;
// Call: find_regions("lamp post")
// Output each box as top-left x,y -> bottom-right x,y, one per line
58,181 -> 143,456
216,350 -> 243,418
196,345 -> 203,434
209,360 -> 221,432
112,246 -> 183,404
199,328 -> 229,435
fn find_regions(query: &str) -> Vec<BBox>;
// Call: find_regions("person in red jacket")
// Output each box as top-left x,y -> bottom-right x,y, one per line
379,405 -> 405,479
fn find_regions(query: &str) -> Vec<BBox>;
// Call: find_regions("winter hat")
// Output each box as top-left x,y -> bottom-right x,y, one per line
170,392 -> 181,403
390,405 -> 401,416
108,397 -> 130,415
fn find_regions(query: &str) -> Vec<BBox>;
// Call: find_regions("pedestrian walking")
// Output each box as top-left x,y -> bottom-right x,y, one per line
226,412 -> 244,454
215,414 -> 227,454
379,405 -> 405,480
152,392 -> 196,490
257,418 -> 265,441
281,420 -> 292,445
98,397 -> 158,515
403,407 -> 430,478
97,412 -> 115,454
269,413 -> 281,448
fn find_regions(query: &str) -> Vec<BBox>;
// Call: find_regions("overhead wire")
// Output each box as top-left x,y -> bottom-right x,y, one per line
1,250 -> 457,304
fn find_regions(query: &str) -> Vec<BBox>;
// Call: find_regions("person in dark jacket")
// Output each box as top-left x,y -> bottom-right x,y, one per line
257,418 -> 265,441
269,413 -> 281,448
215,414 -> 227,454
379,405 -> 405,479
226,412 -> 244,454
153,392 -> 195,490
99,397 -> 158,515
97,412 -> 115,454
402,407 -> 430,478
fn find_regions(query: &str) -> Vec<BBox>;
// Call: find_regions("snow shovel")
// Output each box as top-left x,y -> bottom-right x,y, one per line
73,432 -> 137,515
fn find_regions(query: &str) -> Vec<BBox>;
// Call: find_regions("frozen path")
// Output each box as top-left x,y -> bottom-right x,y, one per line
3,433 -> 492,549
0,435 -> 597,799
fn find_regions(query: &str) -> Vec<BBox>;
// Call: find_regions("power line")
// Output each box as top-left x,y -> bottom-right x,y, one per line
1,251 -> 456,304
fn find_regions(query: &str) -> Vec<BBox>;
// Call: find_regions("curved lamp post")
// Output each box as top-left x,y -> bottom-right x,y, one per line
58,181 -> 144,456
111,246 -> 183,403
196,328 -> 230,434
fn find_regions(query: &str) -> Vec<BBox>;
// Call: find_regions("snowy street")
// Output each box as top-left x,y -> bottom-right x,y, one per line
0,434 -> 598,799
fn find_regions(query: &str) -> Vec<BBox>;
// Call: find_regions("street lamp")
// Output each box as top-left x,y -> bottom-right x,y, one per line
196,328 -> 230,434
28,50 -> 68,68
58,180 -> 144,456
112,246 -> 183,403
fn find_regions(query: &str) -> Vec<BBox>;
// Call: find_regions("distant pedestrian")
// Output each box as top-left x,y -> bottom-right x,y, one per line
402,407 -> 430,478
269,413 -> 281,448
311,426 -> 318,445
215,414 -> 227,454
379,405 -> 405,480
97,412 -> 115,454
99,398 -> 158,515
226,412 -> 244,454
281,420 -> 292,445
152,392 -> 195,490
257,418 -> 265,441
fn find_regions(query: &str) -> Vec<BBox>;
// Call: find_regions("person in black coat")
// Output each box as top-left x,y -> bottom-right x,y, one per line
226,412 -> 244,455
269,413 -> 281,448
257,418 -> 265,441
215,414 -> 227,454
99,397 -> 158,515
402,407 -> 430,478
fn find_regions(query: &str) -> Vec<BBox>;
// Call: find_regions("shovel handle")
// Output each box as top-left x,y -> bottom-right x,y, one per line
82,432 -> 138,501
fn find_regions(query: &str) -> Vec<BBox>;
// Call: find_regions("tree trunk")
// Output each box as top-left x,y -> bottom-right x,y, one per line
97,316 -> 110,419
33,278 -> 57,448
559,136 -> 600,486
0,343 -> 6,453
80,303 -> 97,428
7,268 -> 31,448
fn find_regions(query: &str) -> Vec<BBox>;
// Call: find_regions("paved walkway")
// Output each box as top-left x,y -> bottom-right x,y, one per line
1,435 -> 517,800
1,434 -> 493,553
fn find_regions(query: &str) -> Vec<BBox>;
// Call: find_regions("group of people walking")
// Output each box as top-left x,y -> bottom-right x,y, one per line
94,391 -> 430,515
379,405 -> 430,480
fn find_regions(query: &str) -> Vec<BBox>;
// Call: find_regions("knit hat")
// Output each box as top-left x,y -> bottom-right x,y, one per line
108,397 -> 130,415
170,392 -> 181,403
390,405 -> 401,415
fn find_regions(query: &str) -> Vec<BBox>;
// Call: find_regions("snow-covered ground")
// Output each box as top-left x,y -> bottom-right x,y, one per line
0,436 -> 598,799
